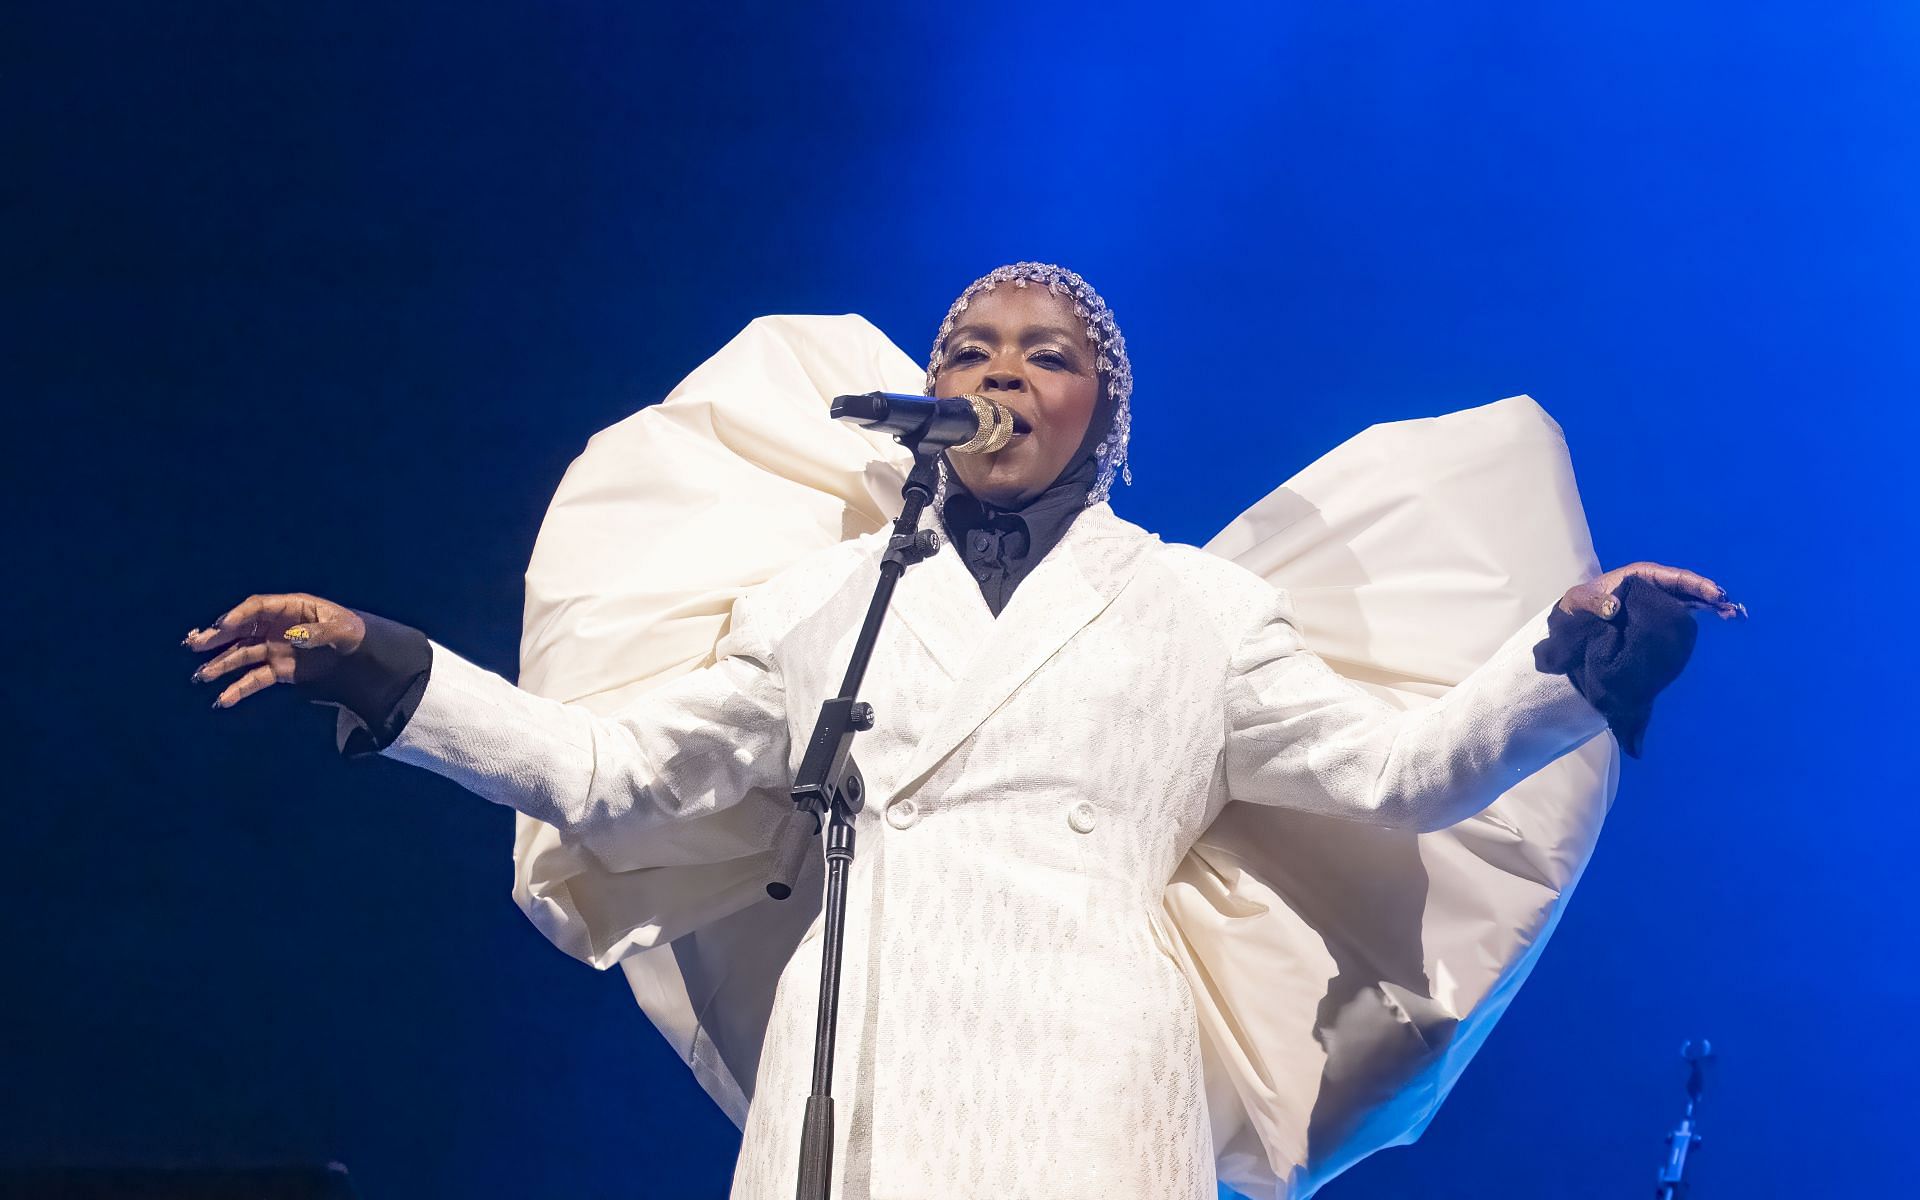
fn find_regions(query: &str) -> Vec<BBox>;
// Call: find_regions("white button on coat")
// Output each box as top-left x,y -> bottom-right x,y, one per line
885,799 -> 919,830
1068,802 -> 1098,834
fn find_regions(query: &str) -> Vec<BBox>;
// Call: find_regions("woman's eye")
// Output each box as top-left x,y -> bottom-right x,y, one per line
1031,350 -> 1068,368
949,347 -> 986,364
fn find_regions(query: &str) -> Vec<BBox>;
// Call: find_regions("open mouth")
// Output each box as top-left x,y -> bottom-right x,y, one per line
1008,411 -> 1033,436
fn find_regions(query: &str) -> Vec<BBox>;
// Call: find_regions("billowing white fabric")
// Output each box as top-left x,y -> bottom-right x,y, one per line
441,315 -> 1618,1197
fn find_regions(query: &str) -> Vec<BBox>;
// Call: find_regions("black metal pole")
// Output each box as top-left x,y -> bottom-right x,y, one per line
784,450 -> 941,1200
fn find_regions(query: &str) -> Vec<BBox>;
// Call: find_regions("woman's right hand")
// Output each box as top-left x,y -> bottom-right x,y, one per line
185,593 -> 368,709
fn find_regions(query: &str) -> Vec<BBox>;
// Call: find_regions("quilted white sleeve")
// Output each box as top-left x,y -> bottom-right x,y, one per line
380,609 -> 792,872
1223,588 -> 1609,833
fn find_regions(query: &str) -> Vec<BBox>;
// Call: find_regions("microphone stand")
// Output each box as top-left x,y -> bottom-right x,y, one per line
777,445 -> 943,1200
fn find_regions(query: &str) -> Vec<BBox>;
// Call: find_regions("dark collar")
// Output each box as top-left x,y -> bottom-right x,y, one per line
939,450 -> 1099,616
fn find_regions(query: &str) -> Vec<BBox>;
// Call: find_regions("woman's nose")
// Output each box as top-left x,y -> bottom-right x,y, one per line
980,369 -> 1027,393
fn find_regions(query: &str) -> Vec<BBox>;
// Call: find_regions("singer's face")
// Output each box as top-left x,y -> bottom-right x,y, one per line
933,286 -> 1101,507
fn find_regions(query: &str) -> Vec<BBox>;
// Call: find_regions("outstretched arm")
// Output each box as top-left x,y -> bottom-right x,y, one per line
1224,563 -> 1740,832
186,591 -> 794,871
379,632 -> 792,869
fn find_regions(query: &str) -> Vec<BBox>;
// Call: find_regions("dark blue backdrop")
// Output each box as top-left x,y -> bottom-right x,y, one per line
7,2 -> 1914,1196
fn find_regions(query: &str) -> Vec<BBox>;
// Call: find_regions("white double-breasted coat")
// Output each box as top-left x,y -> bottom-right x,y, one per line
381,493 -> 1606,1198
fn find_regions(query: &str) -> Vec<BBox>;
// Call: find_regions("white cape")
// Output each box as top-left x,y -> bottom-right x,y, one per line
512,315 -> 1617,1198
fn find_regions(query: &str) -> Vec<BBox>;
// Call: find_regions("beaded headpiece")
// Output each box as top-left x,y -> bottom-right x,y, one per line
925,261 -> 1133,507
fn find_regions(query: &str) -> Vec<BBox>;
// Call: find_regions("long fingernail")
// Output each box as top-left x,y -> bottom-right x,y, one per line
190,666 -> 205,682
210,697 -> 224,709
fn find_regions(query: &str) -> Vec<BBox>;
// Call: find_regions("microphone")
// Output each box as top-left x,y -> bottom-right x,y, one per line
831,392 -> 1024,454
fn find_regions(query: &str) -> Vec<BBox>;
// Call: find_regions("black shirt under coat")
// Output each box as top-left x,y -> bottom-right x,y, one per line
937,446 -> 1101,618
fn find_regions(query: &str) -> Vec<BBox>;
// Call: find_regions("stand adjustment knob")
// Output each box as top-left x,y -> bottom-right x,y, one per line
849,703 -> 875,731
885,529 -> 942,567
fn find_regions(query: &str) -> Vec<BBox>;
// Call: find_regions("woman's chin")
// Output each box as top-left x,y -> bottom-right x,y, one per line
952,437 -> 1064,505
954,464 -> 1037,506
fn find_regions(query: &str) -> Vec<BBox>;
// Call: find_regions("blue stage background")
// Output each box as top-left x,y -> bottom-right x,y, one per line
7,2 -> 1914,1196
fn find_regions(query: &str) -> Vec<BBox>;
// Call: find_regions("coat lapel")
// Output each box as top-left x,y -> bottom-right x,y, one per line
891,505 -> 1155,794
885,526 -> 992,681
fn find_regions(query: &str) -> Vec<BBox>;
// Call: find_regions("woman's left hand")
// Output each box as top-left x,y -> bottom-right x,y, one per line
1557,562 -> 1747,623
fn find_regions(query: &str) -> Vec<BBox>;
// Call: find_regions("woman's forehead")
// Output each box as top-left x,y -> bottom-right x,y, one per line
946,286 -> 1093,346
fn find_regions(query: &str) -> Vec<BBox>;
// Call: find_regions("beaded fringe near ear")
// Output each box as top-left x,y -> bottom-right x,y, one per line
925,262 -> 1134,508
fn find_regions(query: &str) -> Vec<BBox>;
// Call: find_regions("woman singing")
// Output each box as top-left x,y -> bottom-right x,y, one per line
184,263 -> 1741,1198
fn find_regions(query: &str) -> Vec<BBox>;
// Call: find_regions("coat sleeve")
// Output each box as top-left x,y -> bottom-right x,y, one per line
1223,588 -> 1609,833
377,595 -> 794,872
